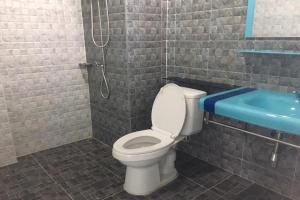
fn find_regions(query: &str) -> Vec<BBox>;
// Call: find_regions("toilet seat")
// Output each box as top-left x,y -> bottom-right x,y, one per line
113,84 -> 186,159
113,129 -> 174,156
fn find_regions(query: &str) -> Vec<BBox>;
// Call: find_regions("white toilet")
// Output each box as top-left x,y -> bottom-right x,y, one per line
112,83 -> 206,195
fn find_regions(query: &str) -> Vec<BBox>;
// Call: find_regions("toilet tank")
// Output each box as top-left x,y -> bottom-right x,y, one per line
180,86 -> 207,136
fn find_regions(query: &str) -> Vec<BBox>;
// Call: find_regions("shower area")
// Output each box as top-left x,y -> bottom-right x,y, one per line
81,0 -> 164,145
0,0 -> 165,168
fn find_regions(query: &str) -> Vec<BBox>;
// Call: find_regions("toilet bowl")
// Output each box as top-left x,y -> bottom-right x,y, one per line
112,83 -> 206,195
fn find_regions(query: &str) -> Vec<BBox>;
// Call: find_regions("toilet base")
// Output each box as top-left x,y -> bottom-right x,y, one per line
123,165 -> 178,196
159,170 -> 178,189
123,148 -> 178,196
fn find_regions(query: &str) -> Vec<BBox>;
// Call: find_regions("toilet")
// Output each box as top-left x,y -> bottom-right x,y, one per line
112,83 -> 206,195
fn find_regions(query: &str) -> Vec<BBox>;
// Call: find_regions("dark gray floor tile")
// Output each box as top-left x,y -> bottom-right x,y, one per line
147,176 -> 206,200
5,156 -> 40,175
175,150 -> 197,168
33,143 -> 123,200
290,179 -> 300,200
234,184 -> 291,200
55,161 -> 122,200
194,190 -> 223,200
73,139 -> 106,153
105,191 -> 146,200
0,156 -> 70,200
0,139 -> 293,200
212,175 -> 253,199
32,142 -> 85,176
75,139 -> 126,179
108,176 -> 206,200
39,185 -> 71,200
177,154 -> 231,188
295,153 -> 300,180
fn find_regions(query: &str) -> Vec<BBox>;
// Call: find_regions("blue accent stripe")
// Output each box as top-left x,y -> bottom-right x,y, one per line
204,88 -> 256,113
245,0 -> 256,38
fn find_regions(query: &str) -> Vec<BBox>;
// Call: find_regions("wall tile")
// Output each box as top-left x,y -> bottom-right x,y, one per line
0,81 -> 17,167
165,0 -> 300,199
243,133 -> 298,179
0,0 -> 92,157
240,161 -> 293,197
83,0 -> 163,142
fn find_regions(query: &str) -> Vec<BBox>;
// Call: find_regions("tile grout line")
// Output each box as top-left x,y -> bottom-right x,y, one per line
71,140 -> 126,199
197,174 -> 233,197
217,157 -> 294,200
101,190 -> 124,200
180,173 -> 233,199
74,138 -> 123,180
30,155 -> 79,200
177,142 -> 294,198
219,182 -> 254,200
92,137 -> 111,148
210,175 -> 255,199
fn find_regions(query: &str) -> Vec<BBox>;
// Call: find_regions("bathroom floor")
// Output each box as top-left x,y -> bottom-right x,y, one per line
0,139 -> 291,200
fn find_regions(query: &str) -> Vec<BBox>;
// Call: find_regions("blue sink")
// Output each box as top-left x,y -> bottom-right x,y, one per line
200,88 -> 300,136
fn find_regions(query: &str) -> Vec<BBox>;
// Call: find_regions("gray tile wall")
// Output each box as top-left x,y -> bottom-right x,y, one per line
82,0 -> 131,145
163,0 -> 300,199
0,0 -> 92,159
82,0 -> 163,145
165,0 -> 300,92
126,0 -> 163,131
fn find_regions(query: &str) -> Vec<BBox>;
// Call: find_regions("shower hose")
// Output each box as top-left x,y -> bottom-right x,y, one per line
90,0 -> 110,99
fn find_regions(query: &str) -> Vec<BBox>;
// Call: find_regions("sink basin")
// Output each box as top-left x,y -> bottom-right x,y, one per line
244,91 -> 299,117
200,88 -> 300,136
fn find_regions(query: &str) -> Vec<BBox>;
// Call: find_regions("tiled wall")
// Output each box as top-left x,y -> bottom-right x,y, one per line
0,78 -> 17,166
82,0 -> 163,145
0,0 -> 92,160
253,0 -> 300,37
165,0 -> 300,92
163,0 -> 300,199
126,0 -> 163,131
82,0 -> 130,145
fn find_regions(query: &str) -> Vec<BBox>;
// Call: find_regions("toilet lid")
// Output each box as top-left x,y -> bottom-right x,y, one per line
151,84 -> 186,138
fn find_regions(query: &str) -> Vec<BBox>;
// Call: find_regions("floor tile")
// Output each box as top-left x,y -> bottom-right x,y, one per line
234,184 -> 291,200
74,139 -> 126,179
33,141 -> 123,200
147,176 -> 206,200
176,152 -> 231,188
105,191 -> 146,200
193,190 -> 222,200
0,156 -> 70,200
107,176 -> 207,200
175,150 -> 198,167
211,175 -> 253,199
0,139 -> 293,200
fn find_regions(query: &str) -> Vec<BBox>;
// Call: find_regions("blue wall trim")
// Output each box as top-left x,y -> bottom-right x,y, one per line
245,0 -> 256,38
